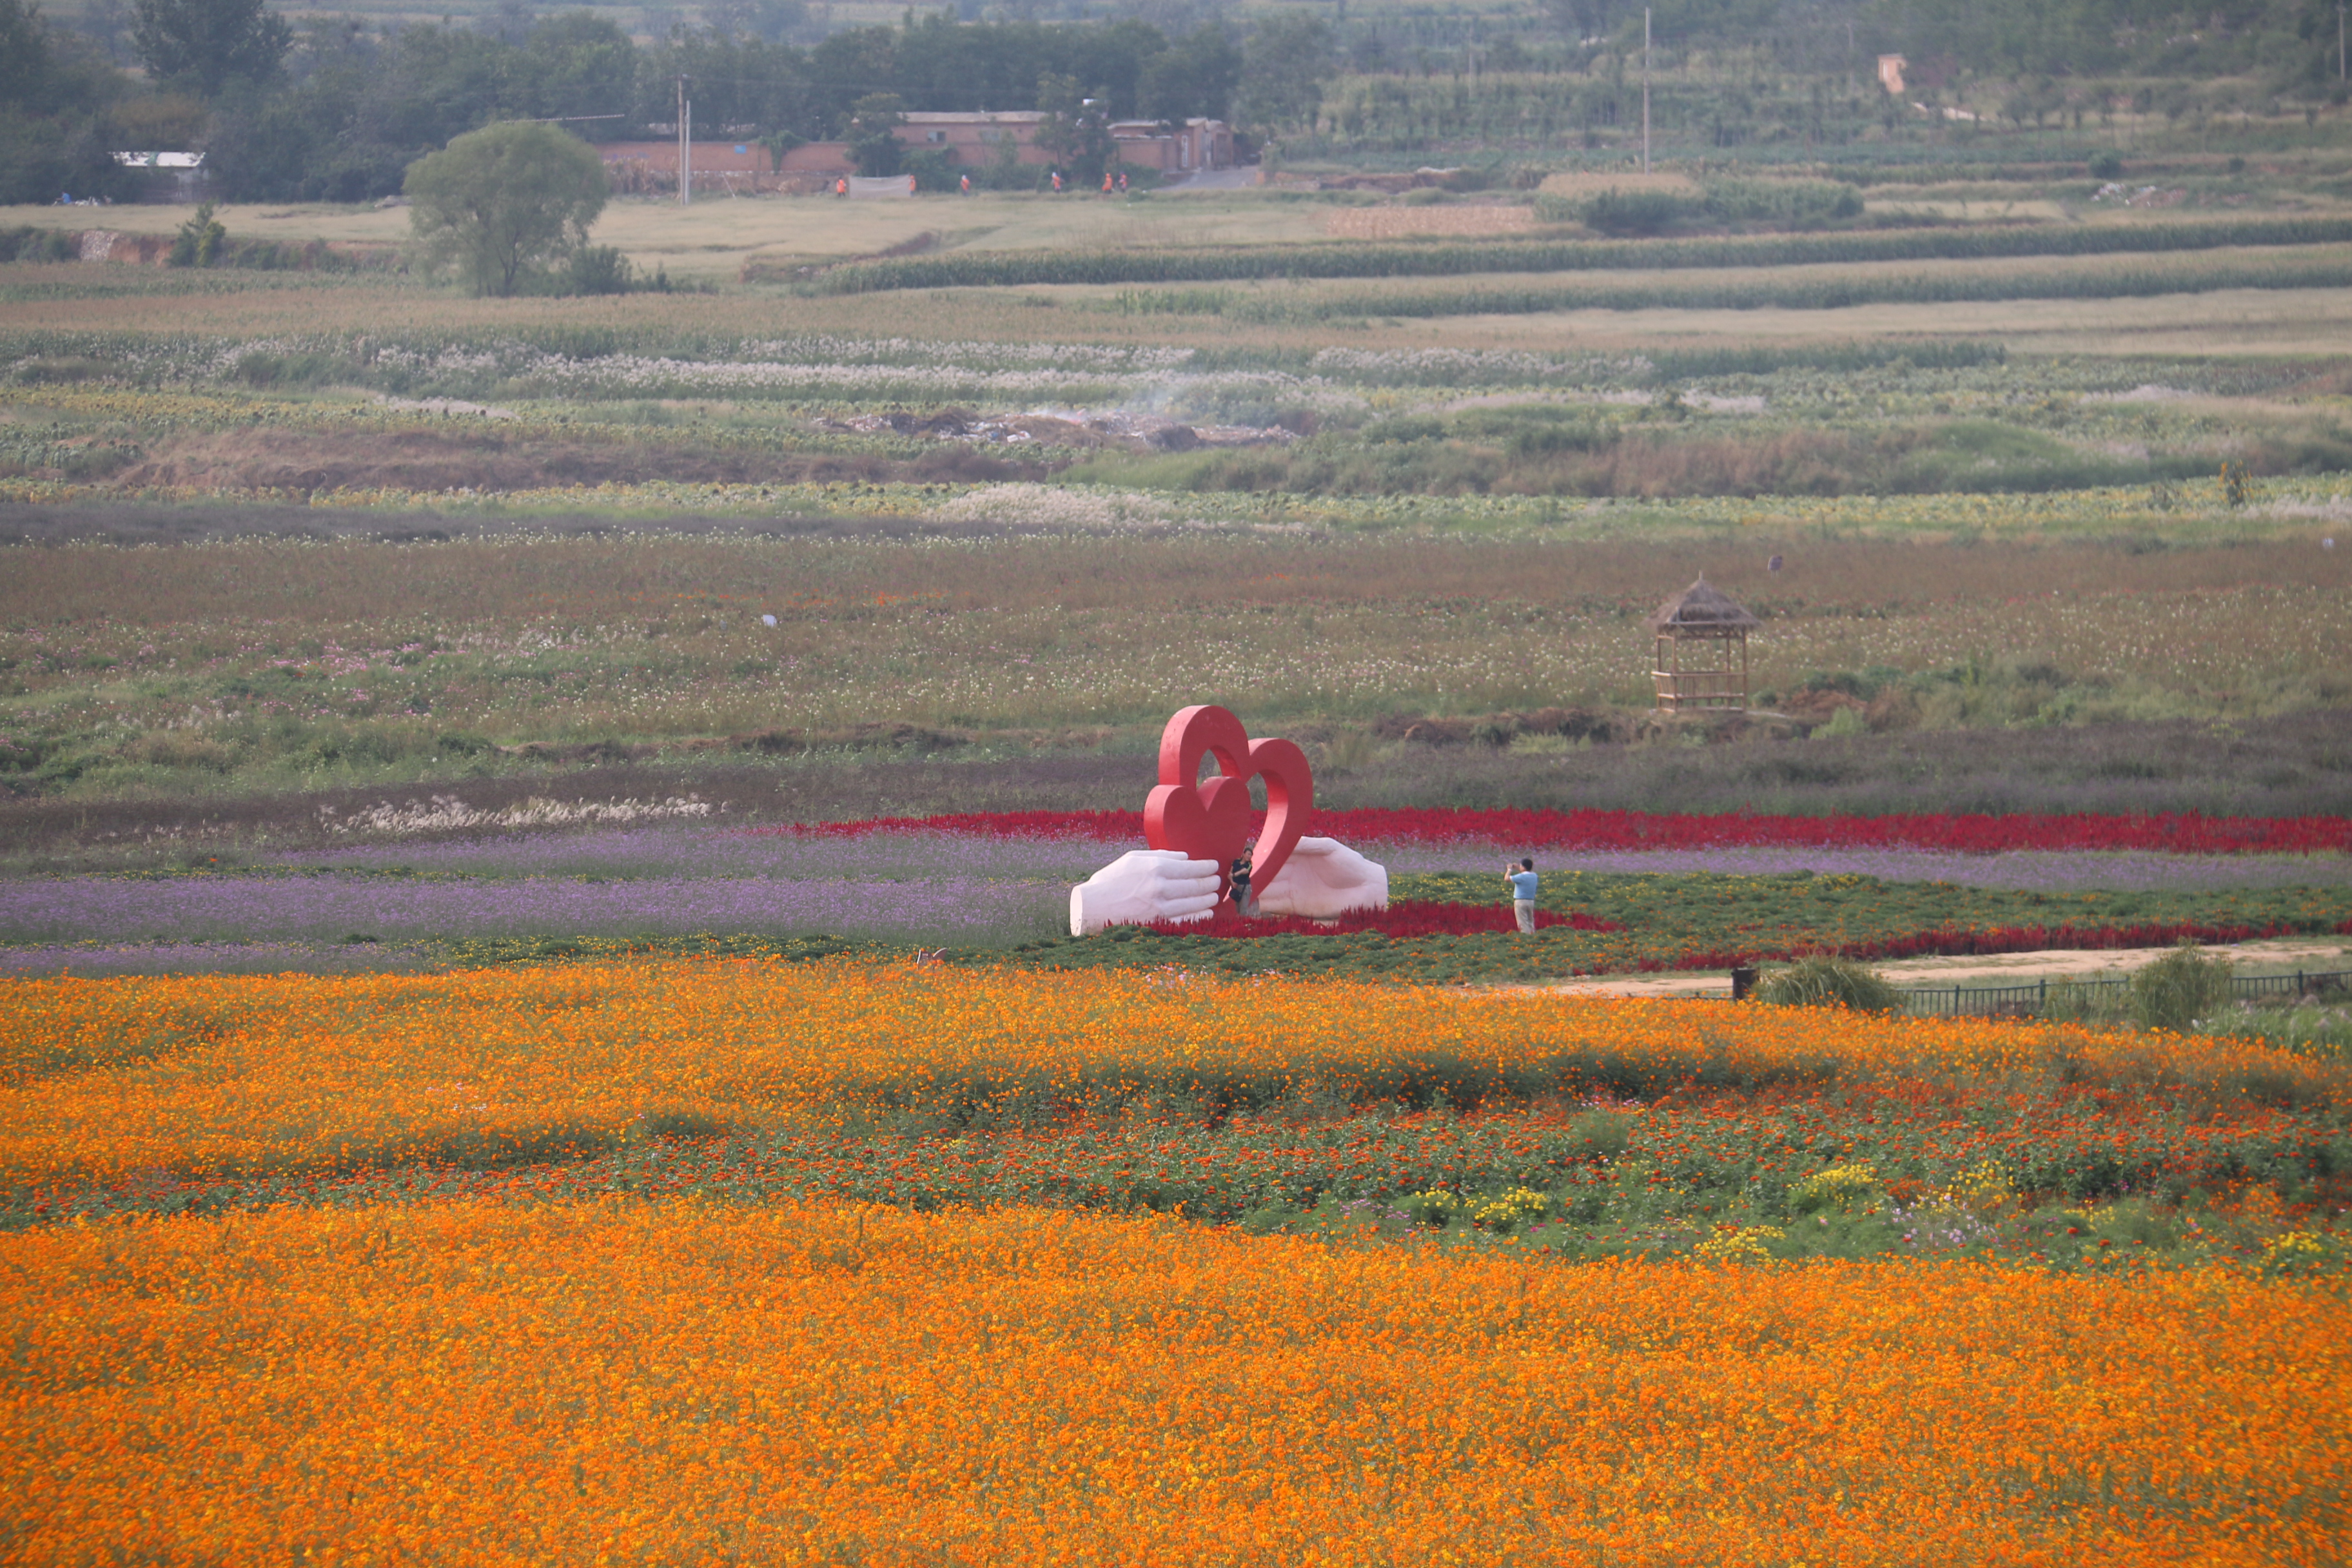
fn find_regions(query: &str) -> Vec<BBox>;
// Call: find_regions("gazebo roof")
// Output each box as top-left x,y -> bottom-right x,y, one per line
1648,574 -> 1759,636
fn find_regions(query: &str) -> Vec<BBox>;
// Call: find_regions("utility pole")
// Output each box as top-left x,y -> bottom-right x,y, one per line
1642,7 -> 1651,174
2340,3 -> 2346,82
676,75 -> 692,207
1846,18 -> 1854,96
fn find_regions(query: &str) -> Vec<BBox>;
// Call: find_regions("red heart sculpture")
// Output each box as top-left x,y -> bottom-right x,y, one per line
1142,704 -> 1314,899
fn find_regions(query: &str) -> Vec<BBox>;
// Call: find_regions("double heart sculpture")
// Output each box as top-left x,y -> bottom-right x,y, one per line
1142,704 -> 1313,900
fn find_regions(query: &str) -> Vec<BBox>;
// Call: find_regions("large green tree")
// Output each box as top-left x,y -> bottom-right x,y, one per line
403,121 -> 608,297
131,0 -> 291,94
1236,14 -> 1332,133
0,0 -> 130,202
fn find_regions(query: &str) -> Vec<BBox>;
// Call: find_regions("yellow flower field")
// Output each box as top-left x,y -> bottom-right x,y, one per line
5,961 -> 2339,1190
2,1198 -> 2342,1566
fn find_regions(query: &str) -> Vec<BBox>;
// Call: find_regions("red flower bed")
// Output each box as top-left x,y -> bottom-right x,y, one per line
1134,900 -> 1621,941
769,807 -> 2352,856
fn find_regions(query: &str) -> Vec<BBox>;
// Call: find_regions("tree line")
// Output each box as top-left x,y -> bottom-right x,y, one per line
6,0 -> 2346,208
0,0 -> 1298,204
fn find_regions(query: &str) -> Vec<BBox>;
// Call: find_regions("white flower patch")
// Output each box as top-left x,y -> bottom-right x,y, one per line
1308,346 -> 1645,386
926,485 -> 1175,531
319,794 -> 714,837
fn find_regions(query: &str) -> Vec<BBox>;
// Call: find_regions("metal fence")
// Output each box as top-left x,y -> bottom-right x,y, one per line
1899,969 -> 2352,1020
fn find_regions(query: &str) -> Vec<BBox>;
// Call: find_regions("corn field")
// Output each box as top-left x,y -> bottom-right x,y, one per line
812,214 -> 2352,295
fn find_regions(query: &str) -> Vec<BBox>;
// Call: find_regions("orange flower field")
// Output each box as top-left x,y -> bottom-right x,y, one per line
6,961 -> 2346,1562
3,960 -> 2341,1190
4,1197 -> 2345,1567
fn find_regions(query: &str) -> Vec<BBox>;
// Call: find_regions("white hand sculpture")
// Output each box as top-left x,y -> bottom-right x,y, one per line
1253,836 -> 1388,919
1070,850 -> 1224,937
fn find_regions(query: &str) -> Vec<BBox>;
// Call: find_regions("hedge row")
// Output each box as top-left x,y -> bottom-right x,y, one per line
1230,254 -> 2352,322
810,214 -> 2352,294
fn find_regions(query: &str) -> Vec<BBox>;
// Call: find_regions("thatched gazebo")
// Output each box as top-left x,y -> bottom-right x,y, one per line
1649,575 -> 1759,713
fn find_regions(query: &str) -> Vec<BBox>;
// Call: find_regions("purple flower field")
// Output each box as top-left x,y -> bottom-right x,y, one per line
0,873 -> 1063,948
277,827 -> 1114,882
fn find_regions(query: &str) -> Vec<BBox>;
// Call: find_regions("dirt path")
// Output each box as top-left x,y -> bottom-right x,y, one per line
1526,937 -> 2352,999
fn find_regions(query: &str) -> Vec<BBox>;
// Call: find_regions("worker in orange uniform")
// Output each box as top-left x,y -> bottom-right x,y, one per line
1102,170 -> 1113,195
835,175 -> 847,197
960,173 -> 970,195
1050,170 -> 1062,193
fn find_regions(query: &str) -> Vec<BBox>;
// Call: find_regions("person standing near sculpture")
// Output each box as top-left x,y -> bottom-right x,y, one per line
1231,838 -> 1259,917
1505,858 -> 1538,934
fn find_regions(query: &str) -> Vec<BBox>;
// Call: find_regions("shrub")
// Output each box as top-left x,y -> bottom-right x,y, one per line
1565,1108 -> 1632,1157
1788,1162 -> 1879,1214
1580,187 -> 1700,236
1754,957 -> 1908,1015
1701,178 -> 1863,226
1400,1188 -> 1458,1228
2130,942 -> 2233,1032
2088,150 -> 2124,179
564,245 -> 634,296
0,226 -> 77,262
168,202 -> 226,268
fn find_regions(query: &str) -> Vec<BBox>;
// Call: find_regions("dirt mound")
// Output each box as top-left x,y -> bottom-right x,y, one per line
113,430 -> 1054,495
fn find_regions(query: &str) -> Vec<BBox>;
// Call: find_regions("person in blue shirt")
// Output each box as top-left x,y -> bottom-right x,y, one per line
1504,858 -> 1538,935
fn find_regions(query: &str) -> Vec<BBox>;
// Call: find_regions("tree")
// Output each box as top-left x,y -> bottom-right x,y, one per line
524,12 -> 640,124
404,120 -> 608,297
1032,72 -> 1116,182
1236,14 -> 1331,132
843,90 -> 906,175
0,0 -> 52,106
1136,24 -> 1240,124
132,0 -> 291,94
0,0 -> 131,203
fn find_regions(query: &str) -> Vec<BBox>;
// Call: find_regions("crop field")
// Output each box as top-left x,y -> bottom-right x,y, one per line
6,190 -> 1356,282
2,516 -> 2347,802
8,106 -> 2352,1561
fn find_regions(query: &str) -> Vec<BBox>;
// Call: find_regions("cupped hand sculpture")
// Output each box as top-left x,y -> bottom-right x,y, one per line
1068,850 -> 1224,937
1252,836 -> 1389,919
